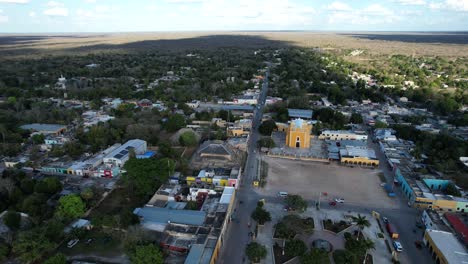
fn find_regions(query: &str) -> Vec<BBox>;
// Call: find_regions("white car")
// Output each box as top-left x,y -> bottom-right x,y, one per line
393,241 -> 403,252
67,239 -> 79,248
334,198 -> 345,203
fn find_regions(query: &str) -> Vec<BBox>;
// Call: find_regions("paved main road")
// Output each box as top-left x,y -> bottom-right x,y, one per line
218,65 -> 270,264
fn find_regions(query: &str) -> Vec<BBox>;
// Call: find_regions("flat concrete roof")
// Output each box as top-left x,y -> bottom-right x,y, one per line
426,229 -> 468,263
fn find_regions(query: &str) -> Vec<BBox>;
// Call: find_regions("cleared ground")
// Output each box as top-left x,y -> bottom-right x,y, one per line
261,156 -> 398,208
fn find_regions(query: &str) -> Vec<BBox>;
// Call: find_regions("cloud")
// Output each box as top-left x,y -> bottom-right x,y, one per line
445,0 -> 468,11
84,0 -> 96,3
428,0 -> 468,11
47,1 -> 64,7
0,10 -> 7,22
165,0 -> 204,3
326,1 -> 352,11
197,0 -> 315,28
393,0 -> 426,5
327,3 -> 401,25
0,0 -> 28,3
29,11 -> 36,17
43,1 -> 68,16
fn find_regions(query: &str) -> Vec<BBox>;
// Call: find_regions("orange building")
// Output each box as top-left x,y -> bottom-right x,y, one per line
285,118 -> 313,148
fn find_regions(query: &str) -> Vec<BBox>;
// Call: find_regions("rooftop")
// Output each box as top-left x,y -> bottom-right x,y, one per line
20,123 -> 66,133
425,229 -> 468,263
288,108 -> 313,119
134,207 -> 207,227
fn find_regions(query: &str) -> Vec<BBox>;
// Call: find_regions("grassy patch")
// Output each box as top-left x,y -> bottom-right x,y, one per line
323,219 -> 351,234
274,215 -> 314,239
60,229 -> 124,257
259,160 -> 268,187
273,243 -> 294,264
89,187 -> 146,217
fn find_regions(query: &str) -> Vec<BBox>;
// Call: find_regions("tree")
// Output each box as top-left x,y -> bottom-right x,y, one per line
123,158 -> 175,197
258,119 -> 277,136
3,210 -> 21,230
374,121 -> 387,129
56,194 -> 86,219
12,229 -> 55,263
31,134 -> 45,145
251,206 -> 271,225
246,242 -> 267,263
34,177 -> 62,195
164,114 -> 186,132
258,138 -> 275,148
351,214 -> 371,240
285,194 -> 308,212
285,239 -> 307,257
127,244 -> 163,264
80,188 -> 94,202
120,208 -> 140,228
44,253 -> 67,264
349,113 -> 363,124
301,248 -> 330,264
179,131 -> 197,146
445,183 -> 461,197
0,243 -> 9,262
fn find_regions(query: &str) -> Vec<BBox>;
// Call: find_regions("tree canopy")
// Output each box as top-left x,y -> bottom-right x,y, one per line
258,119 -> 277,136
127,244 -> 164,264
246,242 -> 267,263
123,158 -> 175,197
56,194 -> 86,219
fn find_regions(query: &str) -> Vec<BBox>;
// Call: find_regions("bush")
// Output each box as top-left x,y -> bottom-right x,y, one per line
258,120 -> 277,136
285,239 -> 307,257
179,131 -> 197,146
246,242 -> 267,263
3,210 -> 21,230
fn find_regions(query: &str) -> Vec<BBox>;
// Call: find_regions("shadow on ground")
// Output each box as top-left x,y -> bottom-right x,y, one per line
342,32 -> 468,45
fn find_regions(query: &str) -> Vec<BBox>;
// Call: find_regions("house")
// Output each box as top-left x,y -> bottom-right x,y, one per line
138,99 -> 153,108
133,207 -> 207,232
319,130 -> 368,141
187,100 -> 200,109
423,229 -> 468,264
20,123 -> 67,136
287,109 -> 313,120
421,210 -> 451,231
103,139 -> 147,167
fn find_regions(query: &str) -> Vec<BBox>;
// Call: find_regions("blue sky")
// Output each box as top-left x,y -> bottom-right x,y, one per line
0,0 -> 466,32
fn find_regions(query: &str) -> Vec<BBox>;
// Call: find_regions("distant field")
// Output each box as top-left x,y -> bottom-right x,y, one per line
0,31 -> 467,59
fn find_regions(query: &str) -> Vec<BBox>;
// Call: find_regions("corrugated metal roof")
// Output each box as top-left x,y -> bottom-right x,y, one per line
134,207 -> 206,226
288,108 -> 313,119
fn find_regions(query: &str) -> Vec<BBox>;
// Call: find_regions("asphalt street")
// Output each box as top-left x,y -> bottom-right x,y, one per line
218,65 -> 270,264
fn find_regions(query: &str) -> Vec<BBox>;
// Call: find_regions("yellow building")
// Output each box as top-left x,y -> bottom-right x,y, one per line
423,229 -> 468,264
285,118 -> 313,148
339,146 -> 379,167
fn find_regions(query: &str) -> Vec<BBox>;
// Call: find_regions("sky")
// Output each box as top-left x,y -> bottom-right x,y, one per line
0,0 -> 467,33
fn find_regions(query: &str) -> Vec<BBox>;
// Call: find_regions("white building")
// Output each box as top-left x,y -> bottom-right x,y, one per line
319,130 -> 368,141
103,139 -> 147,167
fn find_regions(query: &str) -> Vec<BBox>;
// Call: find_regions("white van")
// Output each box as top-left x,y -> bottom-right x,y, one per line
277,192 -> 288,198
67,239 -> 79,248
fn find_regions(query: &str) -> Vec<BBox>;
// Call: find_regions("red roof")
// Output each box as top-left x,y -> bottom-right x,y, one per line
444,213 -> 468,245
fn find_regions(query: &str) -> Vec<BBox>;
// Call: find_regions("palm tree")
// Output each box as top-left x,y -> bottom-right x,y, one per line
352,214 -> 371,240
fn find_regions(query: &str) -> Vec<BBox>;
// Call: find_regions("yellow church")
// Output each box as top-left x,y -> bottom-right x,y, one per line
285,118 -> 313,148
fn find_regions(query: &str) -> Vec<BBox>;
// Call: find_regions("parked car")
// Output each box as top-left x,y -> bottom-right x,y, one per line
334,198 -> 345,203
277,192 -> 288,198
393,241 -> 403,252
382,217 -> 389,224
85,238 -> 94,245
329,201 -> 337,206
67,239 -> 79,248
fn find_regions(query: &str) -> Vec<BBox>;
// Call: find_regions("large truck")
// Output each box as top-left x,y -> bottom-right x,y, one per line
386,223 -> 399,239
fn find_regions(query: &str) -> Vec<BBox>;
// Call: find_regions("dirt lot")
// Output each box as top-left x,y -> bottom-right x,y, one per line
261,156 -> 398,208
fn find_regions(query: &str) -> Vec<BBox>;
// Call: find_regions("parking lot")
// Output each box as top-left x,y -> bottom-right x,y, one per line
260,156 -> 399,208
